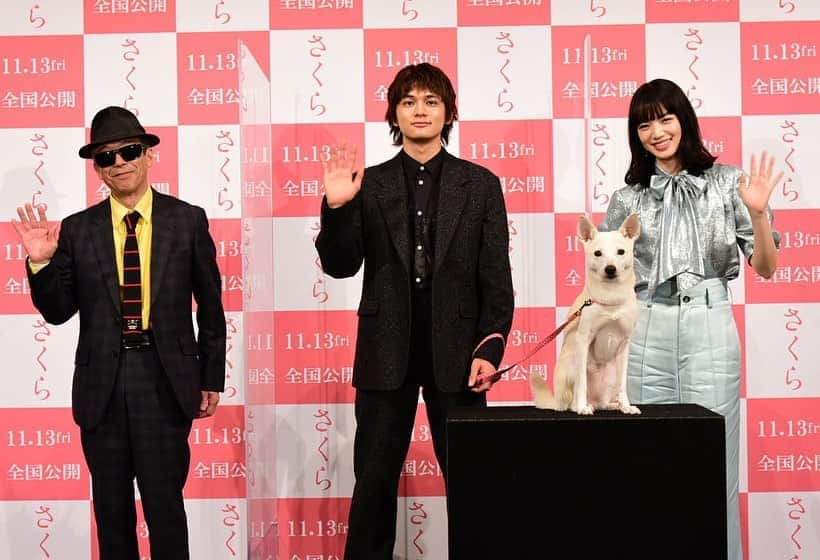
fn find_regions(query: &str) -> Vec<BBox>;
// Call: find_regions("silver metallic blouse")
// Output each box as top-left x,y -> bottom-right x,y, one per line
600,163 -> 779,296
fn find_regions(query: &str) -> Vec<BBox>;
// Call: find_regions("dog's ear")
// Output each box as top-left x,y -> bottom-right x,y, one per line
619,213 -> 640,240
577,214 -> 597,242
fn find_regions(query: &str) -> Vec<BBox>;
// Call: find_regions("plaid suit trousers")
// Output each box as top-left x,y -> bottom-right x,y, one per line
80,345 -> 192,560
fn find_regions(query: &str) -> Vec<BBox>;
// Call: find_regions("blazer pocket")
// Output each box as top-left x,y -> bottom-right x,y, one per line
459,302 -> 478,319
178,337 -> 200,356
357,300 -> 379,316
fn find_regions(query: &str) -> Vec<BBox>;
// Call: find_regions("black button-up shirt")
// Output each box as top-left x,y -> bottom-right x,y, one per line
401,149 -> 445,375
401,149 -> 443,292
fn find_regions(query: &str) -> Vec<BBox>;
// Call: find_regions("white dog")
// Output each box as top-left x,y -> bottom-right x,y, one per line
530,213 -> 641,415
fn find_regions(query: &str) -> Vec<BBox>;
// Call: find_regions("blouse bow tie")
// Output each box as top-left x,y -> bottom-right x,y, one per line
647,170 -> 707,295
649,171 -> 707,200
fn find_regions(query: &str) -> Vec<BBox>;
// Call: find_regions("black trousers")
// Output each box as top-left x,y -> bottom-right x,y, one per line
80,346 -> 192,560
344,306 -> 486,560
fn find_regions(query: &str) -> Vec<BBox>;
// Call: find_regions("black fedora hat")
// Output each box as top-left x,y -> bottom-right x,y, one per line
79,106 -> 160,159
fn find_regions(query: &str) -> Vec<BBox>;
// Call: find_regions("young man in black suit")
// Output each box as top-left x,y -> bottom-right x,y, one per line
316,63 -> 515,559
12,106 -> 226,560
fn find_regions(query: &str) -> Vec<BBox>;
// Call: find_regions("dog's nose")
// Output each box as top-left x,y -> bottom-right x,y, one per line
605,265 -> 617,277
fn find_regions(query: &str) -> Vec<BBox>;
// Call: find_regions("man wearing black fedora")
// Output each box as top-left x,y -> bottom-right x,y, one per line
12,106 -> 226,559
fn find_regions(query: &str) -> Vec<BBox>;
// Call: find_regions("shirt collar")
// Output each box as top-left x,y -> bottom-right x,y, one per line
110,187 -> 153,227
654,163 -> 677,178
400,147 -> 445,179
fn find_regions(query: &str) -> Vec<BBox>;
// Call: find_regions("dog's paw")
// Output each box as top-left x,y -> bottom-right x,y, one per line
576,404 -> 594,415
620,404 -> 641,415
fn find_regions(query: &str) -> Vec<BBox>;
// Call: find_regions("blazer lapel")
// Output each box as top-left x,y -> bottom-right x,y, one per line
87,199 -> 120,314
434,153 -> 469,272
150,190 -> 176,307
372,153 -> 411,275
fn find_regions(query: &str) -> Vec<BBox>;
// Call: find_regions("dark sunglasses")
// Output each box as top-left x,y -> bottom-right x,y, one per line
93,143 -> 147,168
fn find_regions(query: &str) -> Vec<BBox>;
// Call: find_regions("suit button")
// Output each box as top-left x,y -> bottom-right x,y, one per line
682,295 -> 691,303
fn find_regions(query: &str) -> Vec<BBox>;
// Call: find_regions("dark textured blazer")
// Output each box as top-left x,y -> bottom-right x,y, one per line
27,189 -> 226,429
316,150 -> 514,392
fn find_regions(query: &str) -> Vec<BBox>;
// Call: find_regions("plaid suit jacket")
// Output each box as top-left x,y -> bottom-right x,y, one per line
28,189 -> 226,429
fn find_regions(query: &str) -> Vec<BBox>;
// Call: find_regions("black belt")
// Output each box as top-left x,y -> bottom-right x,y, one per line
122,329 -> 153,350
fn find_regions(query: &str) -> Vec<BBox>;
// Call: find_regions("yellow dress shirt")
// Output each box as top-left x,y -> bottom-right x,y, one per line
109,189 -> 153,328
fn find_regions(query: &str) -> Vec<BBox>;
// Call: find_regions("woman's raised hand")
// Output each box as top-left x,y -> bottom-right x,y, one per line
739,150 -> 783,217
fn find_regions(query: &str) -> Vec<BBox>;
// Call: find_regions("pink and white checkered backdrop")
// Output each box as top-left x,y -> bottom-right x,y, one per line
0,1 -> 818,559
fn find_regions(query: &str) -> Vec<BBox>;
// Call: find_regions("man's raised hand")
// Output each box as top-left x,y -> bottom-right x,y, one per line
322,143 -> 364,209
11,203 -> 59,265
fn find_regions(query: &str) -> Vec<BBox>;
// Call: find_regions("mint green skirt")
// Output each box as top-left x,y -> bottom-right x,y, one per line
630,278 -> 741,560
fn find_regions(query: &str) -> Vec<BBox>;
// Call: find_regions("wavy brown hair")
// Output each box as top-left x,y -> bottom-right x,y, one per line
385,63 -> 458,146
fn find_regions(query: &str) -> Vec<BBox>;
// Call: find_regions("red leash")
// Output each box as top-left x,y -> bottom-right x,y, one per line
475,299 -> 593,386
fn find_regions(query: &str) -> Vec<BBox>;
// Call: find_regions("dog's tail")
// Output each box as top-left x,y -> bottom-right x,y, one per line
529,371 -> 557,409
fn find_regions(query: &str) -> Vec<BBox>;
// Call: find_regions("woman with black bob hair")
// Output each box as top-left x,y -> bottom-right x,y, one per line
601,78 -> 781,560
625,78 -> 717,186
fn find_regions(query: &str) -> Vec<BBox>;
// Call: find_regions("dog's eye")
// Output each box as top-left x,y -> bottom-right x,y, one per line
618,249 -> 625,255
594,250 -> 602,257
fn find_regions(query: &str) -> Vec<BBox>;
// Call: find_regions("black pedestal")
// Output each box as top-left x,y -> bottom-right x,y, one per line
447,404 -> 727,559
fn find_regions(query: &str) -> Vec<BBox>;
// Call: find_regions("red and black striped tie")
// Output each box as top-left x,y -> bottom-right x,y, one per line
122,211 -> 143,335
